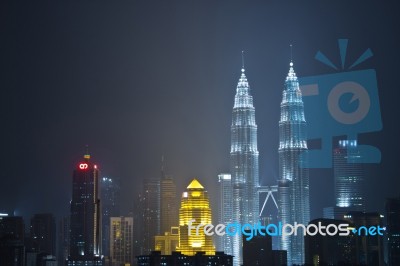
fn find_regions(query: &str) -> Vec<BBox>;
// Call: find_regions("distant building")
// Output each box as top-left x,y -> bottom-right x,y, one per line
110,217 -> 133,266
176,179 -> 215,256
324,140 -> 366,221
242,229 -> 286,266
68,149 -> 102,265
334,140 -> 365,211
58,216 -> 70,265
141,178 -> 160,255
160,175 -> 178,235
101,176 -> 121,257
30,213 -> 56,255
136,251 -> 233,266
305,218 -> 356,265
386,195 -> 400,266
344,212 -> 385,266
0,216 -> 25,266
242,230 -> 272,266
155,227 -> 179,255
217,173 -> 233,255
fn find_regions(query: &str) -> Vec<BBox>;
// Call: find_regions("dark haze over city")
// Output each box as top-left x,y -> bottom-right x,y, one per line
1,1 -> 399,222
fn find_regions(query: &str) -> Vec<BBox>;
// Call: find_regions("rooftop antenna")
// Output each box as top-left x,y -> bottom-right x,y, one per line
241,50 -> 245,70
290,44 -> 294,67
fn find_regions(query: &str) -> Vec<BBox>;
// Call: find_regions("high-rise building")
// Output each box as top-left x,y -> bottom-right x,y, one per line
385,195 -> 400,266
68,149 -> 102,265
278,61 -> 310,265
30,213 -> 56,255
344,212 -> 385,266
176,179 -> 215,256
110,216 -> 133,266
217,173 -> 233,255
242,229 -> 272,266
334,140 -> 365,211
160,175 -> 178,235
230,62 -> 259,266
142,178 -> 160,255
101,176 -> 121,257
305,218 -> 356,265
0,215 -> 25,266
58,216 -> 70,265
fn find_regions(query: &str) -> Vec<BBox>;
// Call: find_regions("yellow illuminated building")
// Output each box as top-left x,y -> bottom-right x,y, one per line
176,178 -> 215,255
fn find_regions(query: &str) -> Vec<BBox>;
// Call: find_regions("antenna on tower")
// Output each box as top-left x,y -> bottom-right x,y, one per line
241,50 -> 245,70
290,44 -> 293,62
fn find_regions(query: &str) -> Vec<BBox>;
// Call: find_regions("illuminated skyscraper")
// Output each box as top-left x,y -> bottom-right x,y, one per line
278,61 -> 310,265
110,216 -> 133,266
68,149 -> 102,265
334,140 -> 365,210
230,62 -> 259,266
177,179 -> 215,256
101,177 -> 121,257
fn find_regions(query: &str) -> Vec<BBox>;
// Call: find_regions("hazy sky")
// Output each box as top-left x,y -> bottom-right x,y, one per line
1,1 -> 399,222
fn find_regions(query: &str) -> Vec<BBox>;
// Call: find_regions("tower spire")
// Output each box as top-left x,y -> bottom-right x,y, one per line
290,44 -> 293,63
241,50 -> 245,70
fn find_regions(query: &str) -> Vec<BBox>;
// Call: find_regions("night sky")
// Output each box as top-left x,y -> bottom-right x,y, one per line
1,1 -> 400,223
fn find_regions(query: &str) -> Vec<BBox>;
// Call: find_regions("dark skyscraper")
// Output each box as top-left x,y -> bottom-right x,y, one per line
386,195 -> 400,266
278,61 -> 310,265
230,60 -> 259,266
0,215 -> 25,266
68,150 -> 102,265
58,216 -> 70,265
141,178 -> 160,255
101,176 -> 120,257
30,213 -> 56,255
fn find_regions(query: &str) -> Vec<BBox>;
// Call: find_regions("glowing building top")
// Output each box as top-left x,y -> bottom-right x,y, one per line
177,178 -> 215,256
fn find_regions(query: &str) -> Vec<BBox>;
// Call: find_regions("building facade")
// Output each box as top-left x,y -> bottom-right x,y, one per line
176,179 -> 215,256
29,213 -> 56,255
278,61 -> 310,265
68,150 -> 102,265
110,216 -> 133,266
230,65 -> 259,266
386,196 -> 400,266
334,140 -> 365,211
141,178 -> 160,255
101,176 -> 121,257
217,173 -> 233,255
160,175 -> 178,235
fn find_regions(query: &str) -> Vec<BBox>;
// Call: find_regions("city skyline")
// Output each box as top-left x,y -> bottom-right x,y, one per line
2,1 -> 399,254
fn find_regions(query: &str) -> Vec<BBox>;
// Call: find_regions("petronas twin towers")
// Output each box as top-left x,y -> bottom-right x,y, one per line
229,58 -> 310,266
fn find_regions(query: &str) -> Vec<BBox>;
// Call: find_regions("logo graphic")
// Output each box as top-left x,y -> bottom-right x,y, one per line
79,163 -> 88,169
299,39 -> 382,168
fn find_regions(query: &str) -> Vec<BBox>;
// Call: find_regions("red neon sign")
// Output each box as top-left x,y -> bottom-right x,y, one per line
79,163 -> 88,170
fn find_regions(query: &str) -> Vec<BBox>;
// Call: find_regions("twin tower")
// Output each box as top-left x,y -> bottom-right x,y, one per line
229,60 -> 310,266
